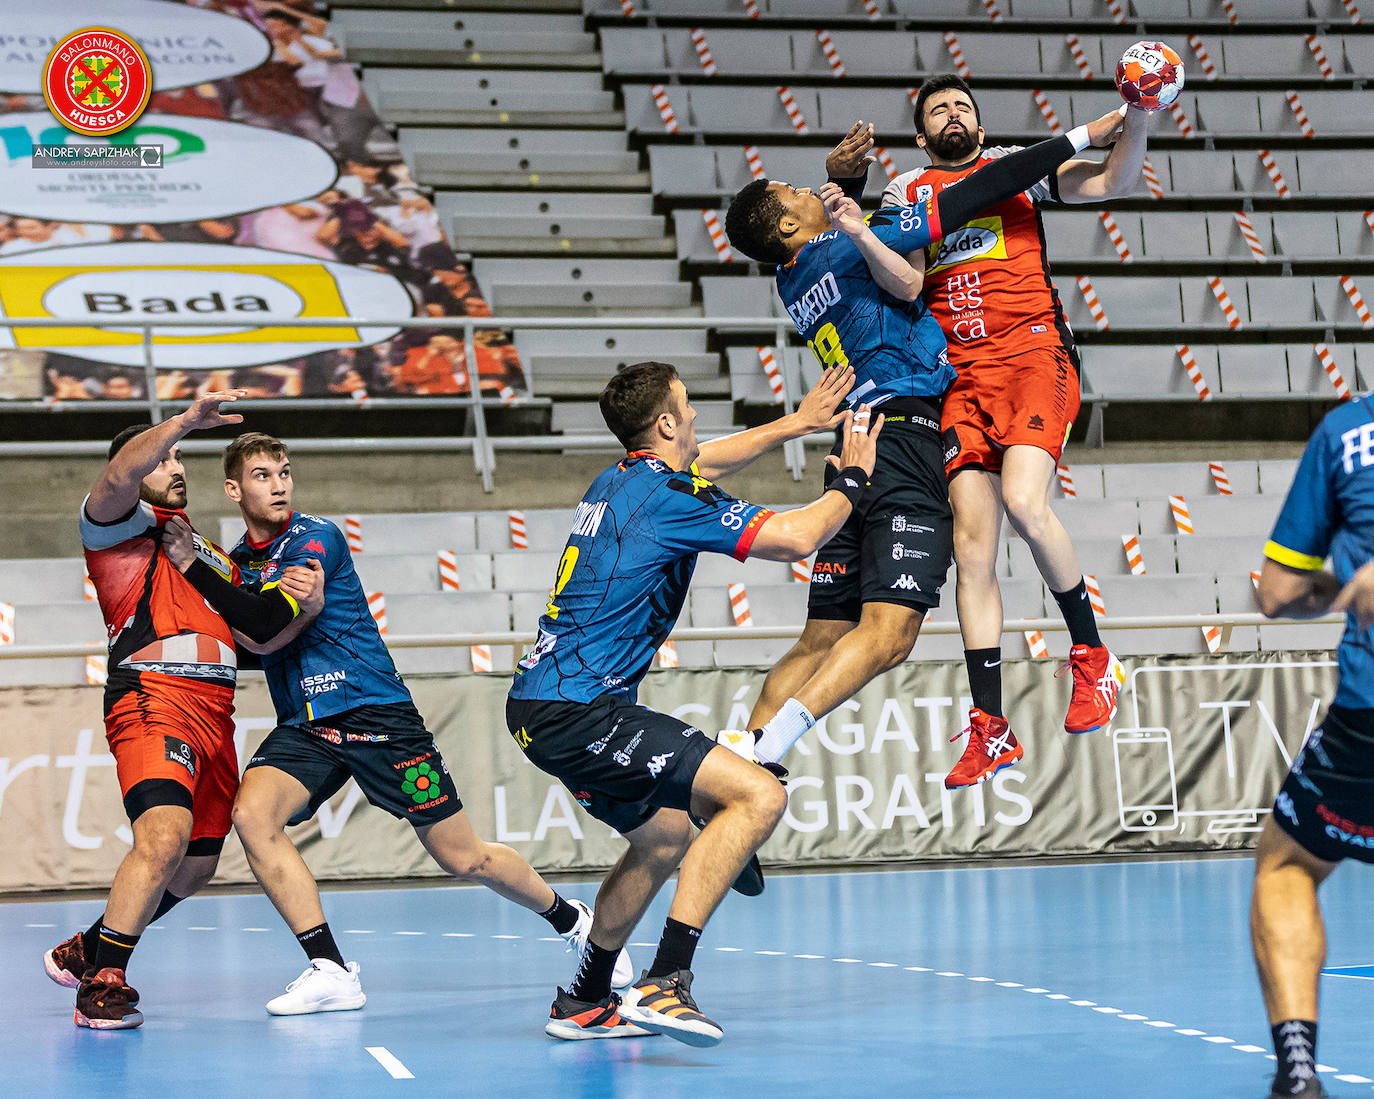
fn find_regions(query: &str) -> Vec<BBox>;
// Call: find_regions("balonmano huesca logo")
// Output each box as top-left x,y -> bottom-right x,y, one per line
42,26 -> 153,137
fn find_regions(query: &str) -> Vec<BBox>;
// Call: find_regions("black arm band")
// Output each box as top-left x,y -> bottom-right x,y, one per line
183,558 -> 298,643
827,170 -> 868,204
933,134 -> 1074,231
827,466 -> 870,508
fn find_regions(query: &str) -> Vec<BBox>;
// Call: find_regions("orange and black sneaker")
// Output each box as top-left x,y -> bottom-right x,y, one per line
944,709 -> 1023,789
1060,644 -> 1125,734
44,932 -> 88,990
74,967 -> 144,1030
544,988 -> 653,1040
619,969 -> 723,1048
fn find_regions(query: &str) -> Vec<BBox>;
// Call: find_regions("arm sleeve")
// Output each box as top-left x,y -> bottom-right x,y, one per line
932,134 -> 1077,238
1265,427 -> 1340,571
827,170 -> 868,204
182,558 -> 301,643
653,474 -> 775,561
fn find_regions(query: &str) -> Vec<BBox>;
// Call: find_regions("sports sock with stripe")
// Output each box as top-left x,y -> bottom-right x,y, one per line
753,698 -> 816,765
539,893 -> 579,936
1270,1020 -> 1318,1096
81,891 -> 184,963
92,926 -> 140,974
648,918 -> 701,978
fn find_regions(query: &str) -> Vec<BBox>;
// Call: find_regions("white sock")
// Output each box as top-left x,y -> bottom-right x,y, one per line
754,698 -> 816,764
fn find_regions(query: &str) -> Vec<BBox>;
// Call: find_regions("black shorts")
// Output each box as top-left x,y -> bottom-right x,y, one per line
1272,703 -> 1374,864
808,399 -> 954,621
506,694 -> 715,835
246,701 -> 463,828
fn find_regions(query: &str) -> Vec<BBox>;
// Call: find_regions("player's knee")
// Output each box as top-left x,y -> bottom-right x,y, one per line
1002,488 -> 1053,542
755,776 -> 787,828
444,844 -> 493,883
952,525 -> 998,574
133,815 -> 190,870
231,797 -> 278,848
180,859 -> 220,895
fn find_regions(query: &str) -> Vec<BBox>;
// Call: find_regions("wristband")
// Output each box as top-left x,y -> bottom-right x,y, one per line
1065,124 -> 1092,153
828,466 -> 869,508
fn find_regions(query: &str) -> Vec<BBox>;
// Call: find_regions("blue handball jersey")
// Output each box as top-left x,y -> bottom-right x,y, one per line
231,511 -> 410,723
1266,397 -> 1374,710
775,197 -> 956,408
509,454 -> 773,704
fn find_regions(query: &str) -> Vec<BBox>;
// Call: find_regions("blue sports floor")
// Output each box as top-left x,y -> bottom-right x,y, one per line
4,857 -> 1372,1098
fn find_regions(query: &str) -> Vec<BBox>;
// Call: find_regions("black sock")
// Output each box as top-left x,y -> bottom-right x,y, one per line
81,917 -> 103,964
567,939 -> 619,1003
1052,578 -> 1102,648
539,893 -> 579,936
151,890 -> 185,922
1271,1020 -> 1318,1095
648,917 -> 701,978
964,648 -> 1003,716
92,926 -> 140,975
295,922 -> 346,968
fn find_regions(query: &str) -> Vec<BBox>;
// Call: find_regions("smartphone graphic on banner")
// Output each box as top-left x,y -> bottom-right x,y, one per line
1113,727 -> 1179,832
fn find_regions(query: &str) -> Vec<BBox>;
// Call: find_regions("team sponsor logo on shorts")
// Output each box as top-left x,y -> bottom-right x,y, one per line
345,731 -> 388,743
890,516 -> 934,535
573,790 -> 593,809
1275,791 -> 1299,827
646,752 -> 674,777
891,543 -> 929,562
310,725 -> 343,745
890,575 -> 921,591
941,428 -> 961,466
586,730 -> 614,755
400,760 -> 443,806
613,731 -> 643,767
164,734 -> 196,777
1317,802 -> 1374,847
511,725 -> 532,749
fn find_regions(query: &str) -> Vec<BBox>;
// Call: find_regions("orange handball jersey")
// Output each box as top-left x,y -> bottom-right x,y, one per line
882,147 -> 1077,368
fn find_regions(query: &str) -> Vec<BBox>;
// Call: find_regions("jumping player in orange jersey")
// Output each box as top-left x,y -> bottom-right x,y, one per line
42,391 -> 325,1029
831,77 -> 1150,786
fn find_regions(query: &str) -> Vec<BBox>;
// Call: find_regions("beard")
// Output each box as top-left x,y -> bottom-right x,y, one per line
925,122 -> 978,161
140,481 -> 186,510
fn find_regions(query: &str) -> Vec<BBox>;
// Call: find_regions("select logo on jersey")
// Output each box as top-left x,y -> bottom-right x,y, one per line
925,217 -> 1007,275
43,27 -> 152,137
163,734 -> 196,777
785,270 -> 842,332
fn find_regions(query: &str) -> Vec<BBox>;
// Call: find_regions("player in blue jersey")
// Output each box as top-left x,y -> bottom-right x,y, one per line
164,432 -> 632,1018
719,113 -> 1124,783
1251,400 -> 1374,1099
507,360 -> 877,1045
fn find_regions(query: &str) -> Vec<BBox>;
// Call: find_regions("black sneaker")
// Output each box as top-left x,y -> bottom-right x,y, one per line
74,967 -> 144,1030
544,988 -> 653,1040
44,932 -> 88,990
619,969 -> 723,1048
1268,1077 -> 1329,1099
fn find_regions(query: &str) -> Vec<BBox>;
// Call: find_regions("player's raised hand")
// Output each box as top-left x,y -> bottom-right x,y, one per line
820,182 -> 867,238
1086,105 -> 1129,148
794,361 -> 855,432
826,120 -> 877,178
279,558 -> 326,617
827,405 -> 884,478
160,515 -> 198,572
178,389 -> 248,432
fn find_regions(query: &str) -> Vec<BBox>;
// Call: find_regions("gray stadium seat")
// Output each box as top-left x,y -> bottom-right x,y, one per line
354,552 -> 494,594
399,127 -> 640,187
1053,461 -> 1106,499
1216,345 -> 1290,395
688,583 -> 806,666
438,192 -> 665,243
0,557 -> 89,602
1234,149 -> 1299,196
384,591 -> 511,635
1206,212 -> 1274,262
1052,498 -> 1141,540
1335,211 -> 1374,258
1314,276 -> 1374,328
1041,210 -> 1141,263
692,555 -> 796,587
815,30 -> 924,77
331,11 -> 595,64
1191,0 -> 1311,20
1286,342 -> 1358,399
476,509 -> 574,552
1191,91 -> 1263,135
1092,574 -> 1216,656
1079,344 -> 1204,399
1102,460 -> 1260,499
691,85 -> 825,135
1257,460 -> 1299,495
492,551 -> 561,592
727,345 -> 811,404
1295,151 -> 1374,196
1220,35 -> 1329,79
476,258 -> 692,313
5,601 -> 104,645
598,28 -> 669,75
1137,213 -> 1215,261
1258,620 -> 1345,652
1167,151 -> 1238,196
815,87 -> 920,133
1270,90 -> 1372,137
948,33 -> 1048,75
1175,534 -> 1269,577
701,276 -> 785,319
363,68 -> 617,126
1171,494 -> 1281,538
1053,275 -> 1183,331
1246,277 -> 1319,326
322,513 -> 478,555
1343,35 -> 1374,78
1271,212 -> 1342,260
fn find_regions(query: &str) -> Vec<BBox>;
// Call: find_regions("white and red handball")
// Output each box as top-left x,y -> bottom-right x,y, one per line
1115,41 -> 1185,112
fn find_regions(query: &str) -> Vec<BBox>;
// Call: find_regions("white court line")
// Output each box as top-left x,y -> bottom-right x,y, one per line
442,932 -> 472,938
1326,973 -> 1374,982
24,923 -> 56,928
394,931 -> 425,936
366,1046 -> 414,1080
491,934 -> 521,940
188,926 -> 216,931
242,927 -> 269,932
344,929 -> 375,935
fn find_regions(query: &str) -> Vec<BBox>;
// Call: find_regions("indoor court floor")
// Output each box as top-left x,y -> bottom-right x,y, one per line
4,857 -> 1372,1097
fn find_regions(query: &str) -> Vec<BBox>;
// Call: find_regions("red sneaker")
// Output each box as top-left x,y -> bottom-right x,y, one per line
1060,644 -> 1125,734
944,709 -> 1023,789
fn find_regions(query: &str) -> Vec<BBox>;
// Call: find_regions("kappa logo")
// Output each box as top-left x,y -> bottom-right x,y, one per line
646,752 -> 675,777
305,539 -> 327,556
890,575 -> 920,591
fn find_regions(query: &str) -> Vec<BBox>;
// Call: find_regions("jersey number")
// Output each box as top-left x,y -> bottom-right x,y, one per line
807,322 -> 850,370
545,545 -> 579,619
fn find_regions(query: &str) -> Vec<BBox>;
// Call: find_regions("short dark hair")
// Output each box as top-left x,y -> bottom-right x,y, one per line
599,361 -> 680,449
107,425 -> 148,460
724,179 -> 793,266
224,432 -> 290,481
912,75 -> 981,138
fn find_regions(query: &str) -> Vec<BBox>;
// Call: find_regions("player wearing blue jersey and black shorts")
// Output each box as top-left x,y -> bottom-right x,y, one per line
507,360 -> 878,1045
719,112 -> 1124,782
1251,400 -> 1374,1099
167,432 -> 631,1019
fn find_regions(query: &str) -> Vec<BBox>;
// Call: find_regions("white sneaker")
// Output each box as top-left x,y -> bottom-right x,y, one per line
265,959 -> 366,1016
562,899 -> 634,989
716,729 -> 761,763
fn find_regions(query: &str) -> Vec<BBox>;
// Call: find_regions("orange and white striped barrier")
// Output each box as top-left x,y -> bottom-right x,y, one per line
619,0 -> 637,15
509,510 -> 528,549
1187,35 -> 1217,80
1031,89 -> 1064,135
1343,0 -> 1363,23
728,582 -> 753,627
1314,343 -> 1353,400
1202,621 -> 1222,654
345,515 -> 363,554
656,640 -> 679,668
1169,495 -> 1195,535
1258,150 -> 1292,199
1141,156 -> 1164,199
792,559 -> 812,583
498,384 -> 517,407
1208,276 -> 1243,329
742,0 -> 761,17
1219,0 -> 1239,23
1234,211 -> 1266,262
1176,344 -> 1213,401
1251,569 -> 1262,591
1122,534 -> 1146,575
875,146 -> 898,182
367,591 -> 388,635
1209,461 -> 1233,495
1084,574 -> 1106,617
86,654 -> 107,685
1169,101 -> 1195,138
1065,34 -> 1095,80
83,569 -> 96,601
906,88 -> 920,109
1024,629 -> 1050,658
815,30 -> 846,77
1056,464 -> 1077,498
702,210 -> 733,262
981,0 -> 1004,21
942,31 -> 971,79
757,346 -> 785,400
1106,0 -> 1127,22
1286,91 -> 1315,138
649,84 -> 680,134
863,0 -> 882,19
470,644 -> 493,673
0,601 -> 13,645
1340,275 -> 1373,327
1365,210 -> 1373,235
776,86 -> 810,133
744,144 -> 766,181
1076,276 -> 1109,330
1098,211 -> 1133,262
689,28 -> 718,77
437,549 -> 461,592
1305,35 -> 1335,79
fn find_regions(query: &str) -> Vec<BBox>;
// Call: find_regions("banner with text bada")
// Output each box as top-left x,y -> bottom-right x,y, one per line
0,653 -> 1336,893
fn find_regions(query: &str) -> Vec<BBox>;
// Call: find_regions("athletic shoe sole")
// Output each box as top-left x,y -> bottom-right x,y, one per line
74,1008 -> 144,1030
1064,666 -> 1125,735
944,747 -> 1024,790
544,1018 -> 652,1040
266,993 -> 366,1016
44,950 -> 81,990
619,1005 -> 723,1048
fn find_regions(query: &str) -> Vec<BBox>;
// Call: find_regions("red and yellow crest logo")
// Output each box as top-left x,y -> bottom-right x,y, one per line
42,27 -> 152,137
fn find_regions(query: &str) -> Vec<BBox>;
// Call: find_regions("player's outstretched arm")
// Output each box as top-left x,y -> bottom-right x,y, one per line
1256,558 -> 1341,621
820,183 -> 924,302
747,408 -> 883,561
1055,105 -> 1149,203
694,363 -> 854,480
85,390 -> 247,523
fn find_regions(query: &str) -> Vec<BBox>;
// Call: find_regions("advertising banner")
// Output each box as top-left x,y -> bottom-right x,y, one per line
0,652 -> 1338,894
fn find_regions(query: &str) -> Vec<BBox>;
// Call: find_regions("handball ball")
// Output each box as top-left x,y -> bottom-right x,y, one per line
1115,41 -> 1185,112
